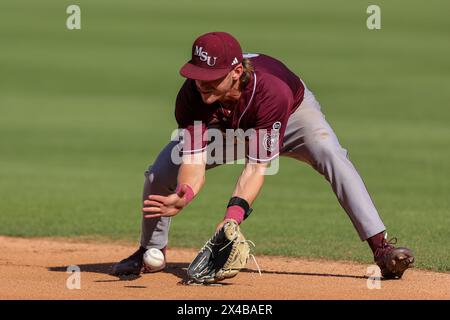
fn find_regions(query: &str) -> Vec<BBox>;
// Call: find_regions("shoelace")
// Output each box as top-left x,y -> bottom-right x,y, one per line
383,237 -> 398,248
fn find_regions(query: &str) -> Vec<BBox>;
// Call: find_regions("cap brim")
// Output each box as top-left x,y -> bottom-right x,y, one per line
179,62 -> 231,81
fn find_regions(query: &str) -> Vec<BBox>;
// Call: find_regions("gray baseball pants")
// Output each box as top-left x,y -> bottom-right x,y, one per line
140,84 -> 386,250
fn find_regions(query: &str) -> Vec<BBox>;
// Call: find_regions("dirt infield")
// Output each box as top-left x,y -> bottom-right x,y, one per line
0,236 -> 449,300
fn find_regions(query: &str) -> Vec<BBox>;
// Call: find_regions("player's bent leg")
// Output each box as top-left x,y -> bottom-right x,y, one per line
112,137 -> 235,276
140,141 -> 181,251
112,141 -> 180,276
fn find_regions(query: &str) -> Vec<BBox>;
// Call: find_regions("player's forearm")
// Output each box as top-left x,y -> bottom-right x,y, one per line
223,162 -> 267,224
177,151 -> 206,195
232,162 -> 268,205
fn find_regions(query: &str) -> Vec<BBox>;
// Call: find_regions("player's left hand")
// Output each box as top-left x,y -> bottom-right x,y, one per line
215,218 -> 239,233
142,185 -> 189,218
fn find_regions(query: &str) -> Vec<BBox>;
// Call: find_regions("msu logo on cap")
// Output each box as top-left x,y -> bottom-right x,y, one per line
194,46 -> 217,67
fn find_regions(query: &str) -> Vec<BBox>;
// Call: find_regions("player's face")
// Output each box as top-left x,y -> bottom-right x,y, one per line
195,66 -> 242,104
195,73 -> 233,104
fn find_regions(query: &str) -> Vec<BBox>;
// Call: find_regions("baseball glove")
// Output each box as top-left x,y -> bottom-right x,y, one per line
185,220 -> 252,285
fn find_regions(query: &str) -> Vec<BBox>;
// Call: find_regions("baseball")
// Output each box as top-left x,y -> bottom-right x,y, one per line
143,248 -> 165,268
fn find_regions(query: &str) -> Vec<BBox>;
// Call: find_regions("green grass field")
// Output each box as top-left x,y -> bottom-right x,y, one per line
1,0 -> 449,272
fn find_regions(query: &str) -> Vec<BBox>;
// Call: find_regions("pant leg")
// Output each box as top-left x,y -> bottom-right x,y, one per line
281,85 -> 386,241
140,140 -> 180,250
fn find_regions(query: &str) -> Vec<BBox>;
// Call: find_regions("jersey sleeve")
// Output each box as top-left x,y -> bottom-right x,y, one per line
174,80 -> 208,154
246,78 -> 292,163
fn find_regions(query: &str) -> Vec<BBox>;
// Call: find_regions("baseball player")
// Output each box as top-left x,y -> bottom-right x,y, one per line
112,32 -> 414,279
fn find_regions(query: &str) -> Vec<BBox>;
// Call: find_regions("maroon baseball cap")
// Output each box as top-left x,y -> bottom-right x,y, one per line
179,32 -> 243,81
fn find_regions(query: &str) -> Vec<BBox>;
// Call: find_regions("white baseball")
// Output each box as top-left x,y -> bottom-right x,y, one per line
143,248 -> 165,268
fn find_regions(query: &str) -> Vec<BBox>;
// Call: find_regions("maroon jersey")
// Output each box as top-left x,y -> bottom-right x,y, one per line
175,54 -> 305,162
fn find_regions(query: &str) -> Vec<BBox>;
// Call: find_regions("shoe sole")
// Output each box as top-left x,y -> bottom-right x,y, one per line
111,268 -> 142,276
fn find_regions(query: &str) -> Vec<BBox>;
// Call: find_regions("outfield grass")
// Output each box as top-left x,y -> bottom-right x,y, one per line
1,0 -> 449,271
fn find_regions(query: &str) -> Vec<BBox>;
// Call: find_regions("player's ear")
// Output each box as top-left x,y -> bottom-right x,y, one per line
231,64 -> 243,81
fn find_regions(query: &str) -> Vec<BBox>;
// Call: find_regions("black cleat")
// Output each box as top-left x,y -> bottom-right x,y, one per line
111,247 -> 146,276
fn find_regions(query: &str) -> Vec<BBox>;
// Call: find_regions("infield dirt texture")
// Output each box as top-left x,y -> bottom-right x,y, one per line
1,0 -> 449,299
1,236 -> 450,299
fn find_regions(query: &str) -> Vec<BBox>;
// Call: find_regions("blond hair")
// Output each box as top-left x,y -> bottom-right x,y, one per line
240,58 -> 254,88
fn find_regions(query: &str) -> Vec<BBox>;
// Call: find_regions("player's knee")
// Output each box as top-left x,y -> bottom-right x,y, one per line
312,128 -> 331,142
145,164 -> 177,194
309,140 -> 349,172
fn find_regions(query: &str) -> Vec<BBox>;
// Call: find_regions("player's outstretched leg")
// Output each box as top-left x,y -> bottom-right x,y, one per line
281,87 -> 414,278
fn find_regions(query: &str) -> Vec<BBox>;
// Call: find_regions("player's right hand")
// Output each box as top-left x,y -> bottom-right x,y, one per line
142,186 -> 189,219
